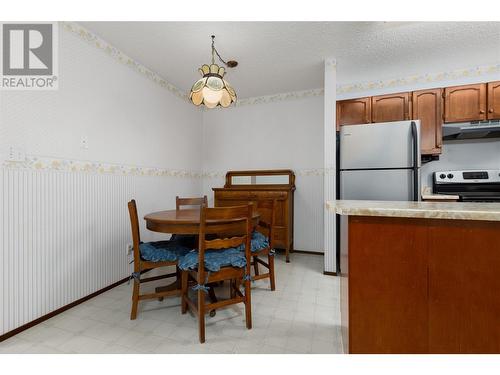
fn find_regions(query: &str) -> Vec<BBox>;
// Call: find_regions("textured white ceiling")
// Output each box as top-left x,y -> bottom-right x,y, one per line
80,22 -> 500,98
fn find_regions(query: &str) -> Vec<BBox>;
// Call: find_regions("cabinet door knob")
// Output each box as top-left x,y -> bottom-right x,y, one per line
479,110 -> 485,114
489,109 -> 494,113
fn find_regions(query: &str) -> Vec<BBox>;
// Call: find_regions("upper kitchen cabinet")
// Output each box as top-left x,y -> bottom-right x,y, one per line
336,97 -> 371,130
487,81 -> 500,120
444,83 -> 487,122
371,92 -> 410,123
412,88 -> 443,155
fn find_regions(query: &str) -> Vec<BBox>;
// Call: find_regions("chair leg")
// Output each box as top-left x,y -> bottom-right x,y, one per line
230,279 -> 235,299
253,256 -> 260,276
207,287 -> 217,317
181,271 -> 188,314
269,254 -> 276,291
130,279 -> 140,320
198,289 -> 206,343
244,277 -> 252,329
176,266 -> 181,288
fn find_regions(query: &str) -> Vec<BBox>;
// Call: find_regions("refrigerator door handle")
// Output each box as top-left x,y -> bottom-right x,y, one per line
336,131 -> 341,274
411,121 -> 419,201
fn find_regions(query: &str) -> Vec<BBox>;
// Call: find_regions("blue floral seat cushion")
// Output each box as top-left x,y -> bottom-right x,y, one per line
178,247 -> 247,272
139,240 -> 191,262
249,230 -> 270,252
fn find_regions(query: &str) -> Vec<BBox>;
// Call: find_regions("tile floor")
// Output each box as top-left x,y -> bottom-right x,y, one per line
0,253 -> 342,354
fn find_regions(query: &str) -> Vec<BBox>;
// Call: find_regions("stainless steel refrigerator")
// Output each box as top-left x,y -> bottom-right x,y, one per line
335,120 -> 421,273
338,120 -> 421,201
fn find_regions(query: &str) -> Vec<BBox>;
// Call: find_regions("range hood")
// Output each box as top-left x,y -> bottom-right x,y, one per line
443,120 -> 500,140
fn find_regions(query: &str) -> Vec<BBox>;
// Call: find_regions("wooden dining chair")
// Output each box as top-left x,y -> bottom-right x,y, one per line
171,196 -> 208,249
127,199 -> 190,320
179,203 -> 253,343
250,199 -> 277,291
176,195 -> 208,210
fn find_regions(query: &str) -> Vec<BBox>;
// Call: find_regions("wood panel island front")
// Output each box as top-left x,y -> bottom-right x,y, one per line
328,200 -> 500,354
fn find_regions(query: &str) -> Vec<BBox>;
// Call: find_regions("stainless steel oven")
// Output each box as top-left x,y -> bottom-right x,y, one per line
433,169 -> 500,202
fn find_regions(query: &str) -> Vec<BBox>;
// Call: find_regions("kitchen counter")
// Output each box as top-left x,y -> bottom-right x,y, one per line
328,199 -> 500,221
420,186 -> 459,201
333,199 -> 500,354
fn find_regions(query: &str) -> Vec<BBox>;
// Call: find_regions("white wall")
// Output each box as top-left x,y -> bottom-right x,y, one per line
323,59 -> 337,273
202,96 -> 324,253
0,24 -> 202,336
0,29 -> 202,172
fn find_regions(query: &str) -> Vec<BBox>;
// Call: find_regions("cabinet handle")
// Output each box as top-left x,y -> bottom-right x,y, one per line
489,109 -> 494,113
479,110 -> 485,114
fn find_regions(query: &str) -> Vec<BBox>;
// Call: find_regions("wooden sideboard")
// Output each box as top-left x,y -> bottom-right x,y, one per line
213,170 -> 295,262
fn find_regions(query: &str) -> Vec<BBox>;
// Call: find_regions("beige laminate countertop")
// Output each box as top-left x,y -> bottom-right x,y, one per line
327,200 -> 500,221
420,186 -> 459,201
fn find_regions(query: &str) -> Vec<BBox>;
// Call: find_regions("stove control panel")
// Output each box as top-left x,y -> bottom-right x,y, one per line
434,169 -> 500,184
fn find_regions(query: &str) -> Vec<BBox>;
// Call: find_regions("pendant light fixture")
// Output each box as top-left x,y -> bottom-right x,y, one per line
190,35 -> 237,108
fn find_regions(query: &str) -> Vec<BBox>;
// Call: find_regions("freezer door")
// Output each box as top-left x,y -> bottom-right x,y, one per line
340,169 -> 420,201
340,121 -> 420,170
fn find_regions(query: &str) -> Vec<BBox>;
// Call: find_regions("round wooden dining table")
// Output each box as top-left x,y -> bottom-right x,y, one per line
144,208 -> 260,316
144,208 -> 260,235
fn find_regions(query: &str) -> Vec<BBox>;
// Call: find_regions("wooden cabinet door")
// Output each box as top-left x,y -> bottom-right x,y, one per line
336,97 -> 371,130
444,83 -> 486,122
348,216 -> 429,353
428,220 -> 500,353
412,89 -> 443,155
487,81 -> 500,120
371,92 -> 410,123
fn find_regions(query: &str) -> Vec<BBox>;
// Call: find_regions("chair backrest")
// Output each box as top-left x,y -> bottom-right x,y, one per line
176,195 -> 208,210
256,199 -> 277,249
127,199 -> 141,270
197,203 -> 253,280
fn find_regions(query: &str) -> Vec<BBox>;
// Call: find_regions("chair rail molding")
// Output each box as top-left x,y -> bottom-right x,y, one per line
1,155 -> 202,179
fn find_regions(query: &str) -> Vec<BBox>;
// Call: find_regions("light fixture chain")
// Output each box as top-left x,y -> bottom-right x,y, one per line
211,35 -> 215,65
211,35 -> 228,66
214,47 -> 228,66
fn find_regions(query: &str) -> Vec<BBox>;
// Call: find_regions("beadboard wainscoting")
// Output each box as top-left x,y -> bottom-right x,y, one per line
0,22 -> 203,337
0,166 -> 201,336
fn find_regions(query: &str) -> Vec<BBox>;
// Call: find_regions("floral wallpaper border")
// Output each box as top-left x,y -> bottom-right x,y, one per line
2,156 -> 202,178
63,22 -> 500,107
233,88 -> 325,107
1,156 -> 330,178
62,22 -> 188,101
325,59 -> 337,68
336,63 -> 500,95
203,62 -> 500,108
202,168 -> 329,178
